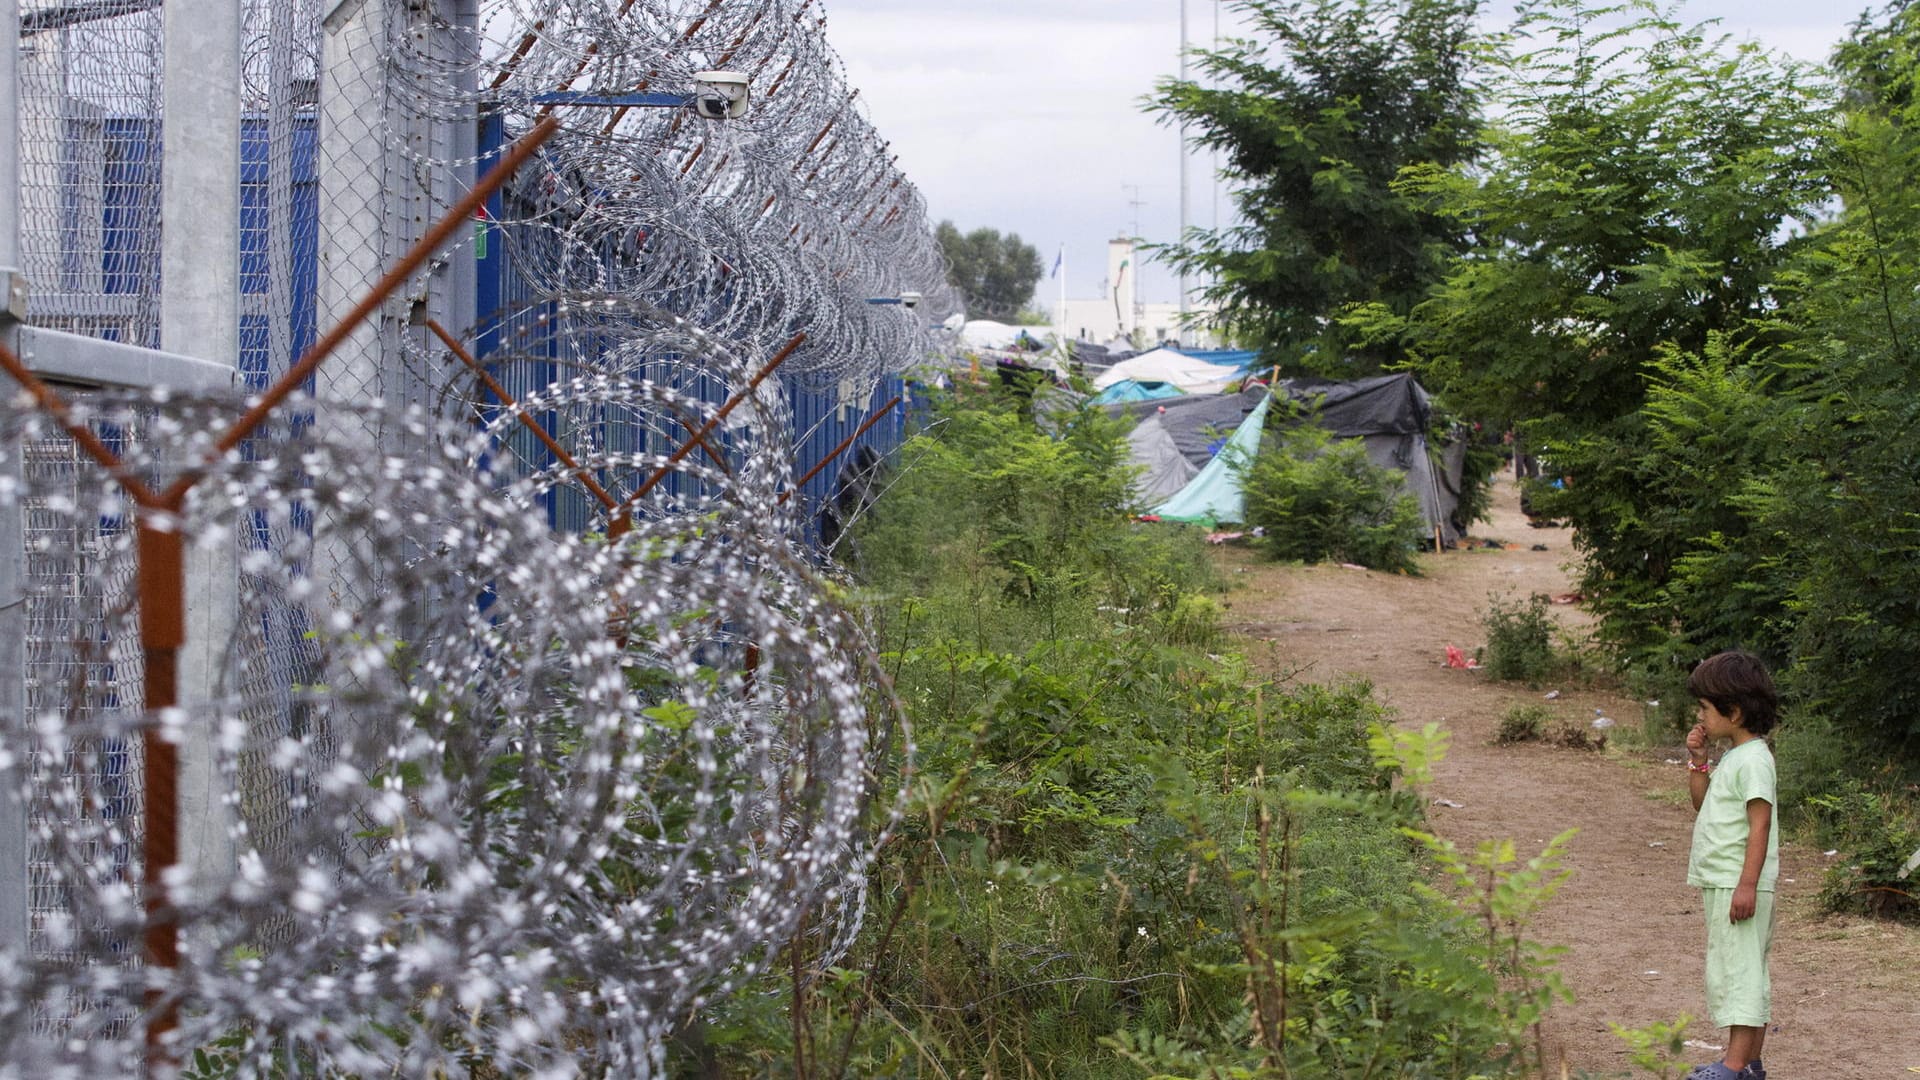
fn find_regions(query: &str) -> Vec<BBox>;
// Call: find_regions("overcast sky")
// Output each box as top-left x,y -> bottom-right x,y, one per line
821,1 -> 1868,308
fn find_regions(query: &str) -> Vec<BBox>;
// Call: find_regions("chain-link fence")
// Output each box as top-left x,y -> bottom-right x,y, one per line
4,1 -> 956,1073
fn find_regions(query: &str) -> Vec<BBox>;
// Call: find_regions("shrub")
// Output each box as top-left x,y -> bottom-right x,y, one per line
1496,703 -> 1550,744
1240,423 -> 1428,573
1808,783 -> 1920,922
1478,593 -> 1558,685
1546,714 -> 1607,751
1152,590 -> 1225,649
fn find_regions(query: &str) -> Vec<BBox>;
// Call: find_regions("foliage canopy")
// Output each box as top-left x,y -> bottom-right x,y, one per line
935,220 -> 1047,321
1147,0 -> 1486,372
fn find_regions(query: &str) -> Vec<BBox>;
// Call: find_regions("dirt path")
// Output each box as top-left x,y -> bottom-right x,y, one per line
1219,477 -> 1920,1078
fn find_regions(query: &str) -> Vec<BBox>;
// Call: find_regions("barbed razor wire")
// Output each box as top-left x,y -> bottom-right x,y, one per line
4,0 -> 948,1073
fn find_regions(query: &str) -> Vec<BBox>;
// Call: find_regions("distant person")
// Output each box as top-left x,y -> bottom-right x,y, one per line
1509,428 -> 1540,480
1682,651 -> 1780,1080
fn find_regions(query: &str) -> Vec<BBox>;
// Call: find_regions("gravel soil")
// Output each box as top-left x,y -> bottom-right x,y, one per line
1216,476 -> 1920,1078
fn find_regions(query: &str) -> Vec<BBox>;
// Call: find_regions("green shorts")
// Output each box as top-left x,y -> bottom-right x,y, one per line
1701,887 -> 1774,1028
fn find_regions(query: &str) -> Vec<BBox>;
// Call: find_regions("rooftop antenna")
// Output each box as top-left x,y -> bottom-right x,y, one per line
1123,183 -> 1147,240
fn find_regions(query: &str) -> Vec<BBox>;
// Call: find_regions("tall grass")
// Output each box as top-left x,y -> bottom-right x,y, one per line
681,383 -> 1571,1076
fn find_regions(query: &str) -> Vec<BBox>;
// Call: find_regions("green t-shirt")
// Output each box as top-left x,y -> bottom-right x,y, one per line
1687,737 -> 1779,890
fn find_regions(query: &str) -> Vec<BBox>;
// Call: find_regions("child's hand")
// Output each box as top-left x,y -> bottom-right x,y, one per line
1730,882 -> 1757,922
1686,723 -> 1708,761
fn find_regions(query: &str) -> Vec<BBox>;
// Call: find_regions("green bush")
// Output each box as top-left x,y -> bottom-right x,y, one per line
1478,593 -> 1559,686
679,384 -> 1562,1076
1240,423 -> 1428,572
1807,783 -> 1920,922
1496,703 -> 1551,744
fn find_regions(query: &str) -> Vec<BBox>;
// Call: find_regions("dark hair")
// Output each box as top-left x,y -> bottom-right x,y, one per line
1687,650 -> 1778,736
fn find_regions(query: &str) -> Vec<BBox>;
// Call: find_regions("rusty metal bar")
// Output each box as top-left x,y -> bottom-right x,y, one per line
779,395 -> 900,505
489,20 -> 547,90
160,116 -> 560,506
610,332 -> 804,533
426,319 -> 624,512
0,342 -> 162,508
134,516 -> 184,1057
663,400 -> 734,474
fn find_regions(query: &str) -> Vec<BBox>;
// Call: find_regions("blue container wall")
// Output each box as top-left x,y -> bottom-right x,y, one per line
71,113 -> 915,543
472,116 -> 909,543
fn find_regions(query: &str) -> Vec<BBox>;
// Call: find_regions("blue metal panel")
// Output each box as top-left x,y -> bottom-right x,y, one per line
98,117 -> 161,345
466,121 -> 911,546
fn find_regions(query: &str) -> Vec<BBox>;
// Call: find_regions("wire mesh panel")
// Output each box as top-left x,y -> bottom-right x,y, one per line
15,1 -> 165,347
3,1 -> 961,1072
236,0 -> 327,926
19,418 -> 145,1059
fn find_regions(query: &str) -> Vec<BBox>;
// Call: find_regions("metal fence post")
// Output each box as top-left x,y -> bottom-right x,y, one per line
160,0 -> 244,913
0,0 -> 31,972
313,0 -> 392,632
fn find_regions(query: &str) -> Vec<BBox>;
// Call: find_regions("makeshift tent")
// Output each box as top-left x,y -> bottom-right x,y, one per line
1176,347 -> 1262,369
1108,388 -> 1265,506
1092,347 -> 1245,394
1125,411 -> 1202,503
1030,382 -> 1089,437
1127,373 -> 1468,541
1155,393 -> 1273,524
1089,379 -> 1185,406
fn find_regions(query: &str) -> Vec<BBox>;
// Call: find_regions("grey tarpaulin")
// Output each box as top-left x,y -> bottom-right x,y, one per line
1110,373 -> 1471,540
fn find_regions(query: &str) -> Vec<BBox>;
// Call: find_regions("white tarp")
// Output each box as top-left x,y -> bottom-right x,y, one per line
961,319 -> 1051,351
1092,348 -> 1244,394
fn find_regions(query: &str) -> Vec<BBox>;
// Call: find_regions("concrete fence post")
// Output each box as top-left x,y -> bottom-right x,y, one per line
159,0 -> 243,905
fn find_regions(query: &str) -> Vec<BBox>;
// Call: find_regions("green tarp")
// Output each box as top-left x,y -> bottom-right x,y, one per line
1152,392 -> 1272,525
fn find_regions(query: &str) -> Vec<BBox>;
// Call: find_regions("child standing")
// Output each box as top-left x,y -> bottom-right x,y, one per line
1684,650 -> 1780,1080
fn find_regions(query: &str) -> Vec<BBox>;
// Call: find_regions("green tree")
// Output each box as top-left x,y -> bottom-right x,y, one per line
1400,0 -> 1832,657
1722,0 -> 1920,752
935,221 -> 1045,320
1147,0 -> 1485,373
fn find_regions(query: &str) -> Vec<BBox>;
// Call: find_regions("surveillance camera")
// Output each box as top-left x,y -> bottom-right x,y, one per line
899,291 -> 922,309
691,70 -> 750,120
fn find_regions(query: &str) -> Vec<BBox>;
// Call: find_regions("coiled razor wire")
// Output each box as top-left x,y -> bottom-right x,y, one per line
0,386 -> 906,1076
409,0 -> 964,399
3,1 -> 950,1073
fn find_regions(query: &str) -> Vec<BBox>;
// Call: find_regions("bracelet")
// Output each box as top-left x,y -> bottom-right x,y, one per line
1686,758 -> 1712,775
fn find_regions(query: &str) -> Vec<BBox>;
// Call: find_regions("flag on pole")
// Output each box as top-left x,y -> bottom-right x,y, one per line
1050,246 -> 1064,278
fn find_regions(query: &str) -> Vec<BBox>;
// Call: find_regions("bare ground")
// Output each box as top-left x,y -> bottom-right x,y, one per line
1217,476 -> 1920,1078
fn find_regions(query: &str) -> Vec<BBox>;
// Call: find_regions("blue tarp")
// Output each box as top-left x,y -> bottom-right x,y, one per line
1089,379 -> 1186,406
1176,348 -> 1262,370
1152,392 -> 1272,525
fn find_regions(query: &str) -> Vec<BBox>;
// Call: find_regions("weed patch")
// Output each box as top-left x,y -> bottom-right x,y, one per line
1478,593 -> 1560,685
1496,703 -> 1551,745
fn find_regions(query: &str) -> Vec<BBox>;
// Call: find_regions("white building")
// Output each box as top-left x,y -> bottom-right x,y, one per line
1052,238 -> 1227,351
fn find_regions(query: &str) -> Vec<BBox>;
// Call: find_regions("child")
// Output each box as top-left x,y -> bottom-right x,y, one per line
1683,650 -> 1779,1080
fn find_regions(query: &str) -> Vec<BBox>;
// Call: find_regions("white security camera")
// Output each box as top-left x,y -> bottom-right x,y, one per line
692,71 -> 750,120
899,291 -> 922,309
